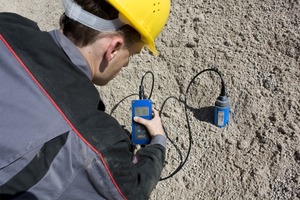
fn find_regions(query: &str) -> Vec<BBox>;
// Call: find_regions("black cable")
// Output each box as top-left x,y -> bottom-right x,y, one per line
110,93 -> 138,116
110,71 -> 155,115
159,67 -> 226,180
139,71 -> 154,99
109,68 -> 227,181
109,72 -> 185,180
159,96 -> 184,181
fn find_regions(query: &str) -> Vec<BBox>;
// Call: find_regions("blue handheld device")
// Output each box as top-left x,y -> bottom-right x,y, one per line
132,99 -> 152,145
214,95 -> 230,127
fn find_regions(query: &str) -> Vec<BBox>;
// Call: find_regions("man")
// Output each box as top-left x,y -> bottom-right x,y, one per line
0,0 -> 170,199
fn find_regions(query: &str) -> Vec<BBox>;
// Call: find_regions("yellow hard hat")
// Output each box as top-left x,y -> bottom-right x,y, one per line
106,0 -> 171,55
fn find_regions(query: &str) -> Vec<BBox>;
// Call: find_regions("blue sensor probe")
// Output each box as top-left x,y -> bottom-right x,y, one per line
132,99 -> 152,145
214,95 -> 230,127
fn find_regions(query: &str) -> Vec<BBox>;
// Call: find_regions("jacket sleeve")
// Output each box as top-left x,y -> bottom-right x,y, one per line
0,13 -> 165,199
101,131 -> 166,200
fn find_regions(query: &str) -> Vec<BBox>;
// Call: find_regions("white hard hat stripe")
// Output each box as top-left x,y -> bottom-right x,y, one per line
62,0 -> 126,32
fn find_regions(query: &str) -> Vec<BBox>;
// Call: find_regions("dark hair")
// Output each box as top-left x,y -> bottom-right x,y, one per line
60,0 -> 140,47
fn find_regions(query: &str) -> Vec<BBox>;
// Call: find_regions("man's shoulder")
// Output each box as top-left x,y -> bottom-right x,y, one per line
0,12 -> 39,30
0,12 -> 37,27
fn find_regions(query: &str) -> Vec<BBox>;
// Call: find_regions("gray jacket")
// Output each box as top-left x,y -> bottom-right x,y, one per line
0,13 -> 165,200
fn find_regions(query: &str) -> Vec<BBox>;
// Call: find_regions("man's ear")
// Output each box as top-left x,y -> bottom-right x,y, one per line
104,36 -> 124,62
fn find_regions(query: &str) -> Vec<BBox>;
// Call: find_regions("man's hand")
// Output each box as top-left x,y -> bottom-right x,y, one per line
133,108 -> 165,138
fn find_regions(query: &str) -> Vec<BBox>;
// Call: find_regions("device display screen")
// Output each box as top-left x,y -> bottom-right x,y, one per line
135,107 -> 149,116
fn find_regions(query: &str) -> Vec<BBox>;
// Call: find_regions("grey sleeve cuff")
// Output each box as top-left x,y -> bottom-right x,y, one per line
150,134 -> 166,148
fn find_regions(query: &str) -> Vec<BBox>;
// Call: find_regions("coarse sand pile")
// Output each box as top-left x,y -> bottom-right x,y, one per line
1,0 -> 299,199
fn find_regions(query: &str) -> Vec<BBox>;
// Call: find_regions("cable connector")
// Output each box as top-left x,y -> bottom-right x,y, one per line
139,71 -> 154,100
139,85 -> 146,100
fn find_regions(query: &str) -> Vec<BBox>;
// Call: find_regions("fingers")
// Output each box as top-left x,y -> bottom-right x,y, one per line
152,108 -> 159,118
133,108 -> 159,124
133,116 -> 149,125
133,108 -> 165,137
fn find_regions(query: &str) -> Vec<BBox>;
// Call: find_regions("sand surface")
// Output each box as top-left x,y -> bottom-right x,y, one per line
1,0 -> 299,199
